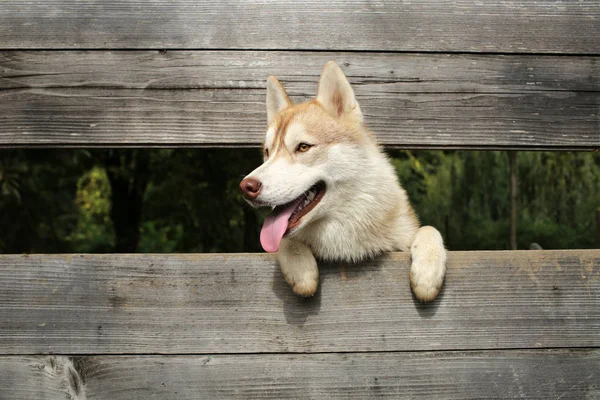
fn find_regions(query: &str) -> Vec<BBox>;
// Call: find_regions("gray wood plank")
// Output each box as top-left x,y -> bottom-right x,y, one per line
0,1 -> 598,53
1,51 -> 598,148
0,250 -> 598,354
3,51 -> 599,92
2,350 -> 599,399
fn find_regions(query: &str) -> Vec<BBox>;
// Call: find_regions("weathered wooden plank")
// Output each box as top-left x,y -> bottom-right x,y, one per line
2,88 -> 596,149
3,51 -> 599,92
0,1 -> 598,53
2,350 -> 599,399
0,250 -> 598,354
1,51 -> 598,148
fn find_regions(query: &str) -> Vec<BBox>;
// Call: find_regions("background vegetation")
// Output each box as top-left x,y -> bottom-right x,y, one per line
0,149 -> 598,254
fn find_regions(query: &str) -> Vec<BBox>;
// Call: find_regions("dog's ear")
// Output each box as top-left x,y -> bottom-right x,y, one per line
266,76 -> 291,125
317,61 -> 363,122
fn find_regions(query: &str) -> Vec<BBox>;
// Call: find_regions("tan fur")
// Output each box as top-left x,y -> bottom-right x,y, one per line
266,101 -> 367,161
278,238 -> 319,297
245,61 -> 447,302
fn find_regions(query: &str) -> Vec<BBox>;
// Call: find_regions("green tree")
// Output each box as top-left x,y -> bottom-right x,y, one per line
67,166 -> 115,252
1,149 -> 597,254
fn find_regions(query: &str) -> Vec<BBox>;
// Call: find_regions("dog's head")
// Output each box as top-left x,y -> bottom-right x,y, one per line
241,61 -> 380,253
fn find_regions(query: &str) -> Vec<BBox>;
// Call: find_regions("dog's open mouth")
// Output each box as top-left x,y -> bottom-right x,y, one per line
288,181 -> 326,230
260,181 -> 326,253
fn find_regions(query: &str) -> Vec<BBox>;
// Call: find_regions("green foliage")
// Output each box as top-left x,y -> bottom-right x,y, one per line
517,152 -> 600,249
0,149 -> 598,253
66,166 -> 115,252
0,150 -> 86,253
139,149 -> 264,253
138,221 -> 184,253
392,150 -> 600,250
0,158 -> 24,203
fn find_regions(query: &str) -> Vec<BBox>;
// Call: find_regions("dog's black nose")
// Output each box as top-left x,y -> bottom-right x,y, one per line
240,178 -> 262,200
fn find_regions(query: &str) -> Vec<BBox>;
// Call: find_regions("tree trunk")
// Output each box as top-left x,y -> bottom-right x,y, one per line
509,151 -> 518,250
105,150 -> 150,253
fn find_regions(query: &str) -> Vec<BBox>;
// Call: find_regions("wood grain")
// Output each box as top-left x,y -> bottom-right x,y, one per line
2,350 -> 599,399
1,51 -> 598,148
3,51 -> 599,92
2,3 -> 598,397
0,1 -> 598,53
0,250 -> 598,354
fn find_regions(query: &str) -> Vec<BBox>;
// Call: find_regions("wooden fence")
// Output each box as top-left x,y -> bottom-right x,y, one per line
1,1 -> 599,398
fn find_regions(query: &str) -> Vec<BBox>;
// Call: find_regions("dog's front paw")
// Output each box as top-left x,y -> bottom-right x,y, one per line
410,226 -> 447,302
291,275 -> 319,297
278,238 -> 319,298
410,266 -> 443,302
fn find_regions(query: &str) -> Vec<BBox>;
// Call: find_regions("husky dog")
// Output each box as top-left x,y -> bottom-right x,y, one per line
240,62 -> 447,302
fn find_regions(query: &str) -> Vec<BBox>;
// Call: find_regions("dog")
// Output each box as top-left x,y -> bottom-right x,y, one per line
240,61 -> 447,302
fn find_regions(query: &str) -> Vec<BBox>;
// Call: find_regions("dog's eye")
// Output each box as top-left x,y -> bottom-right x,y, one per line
296,143 -> 312,153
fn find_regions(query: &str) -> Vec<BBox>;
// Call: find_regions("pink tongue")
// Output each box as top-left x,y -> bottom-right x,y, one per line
260,198 -> 302,252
